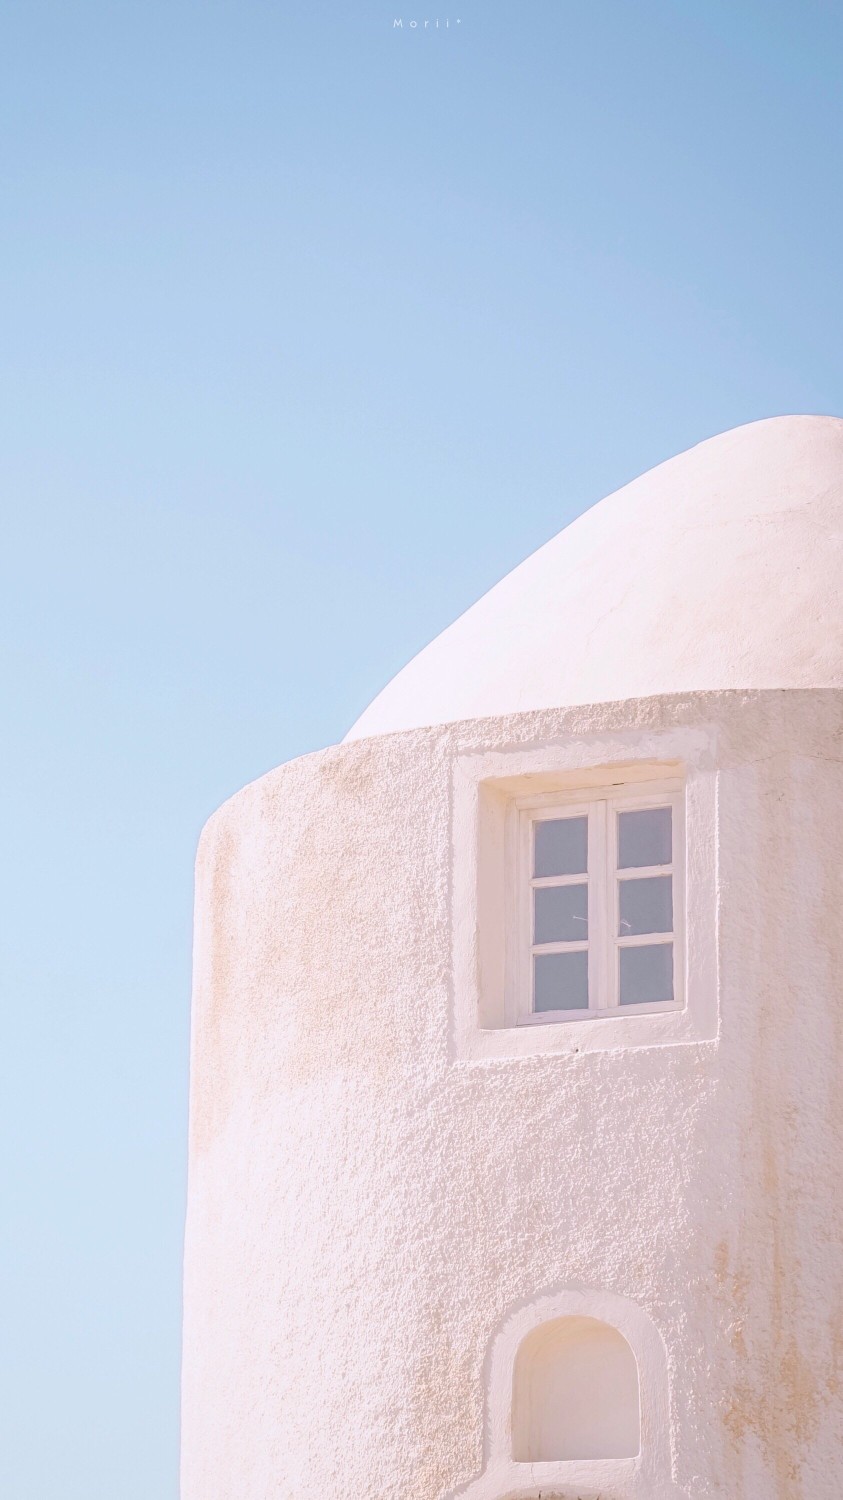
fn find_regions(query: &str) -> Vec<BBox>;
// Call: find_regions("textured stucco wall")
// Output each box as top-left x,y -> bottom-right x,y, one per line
181,690 -> 843,1500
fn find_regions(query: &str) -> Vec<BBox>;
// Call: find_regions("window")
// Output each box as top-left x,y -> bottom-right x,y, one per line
453,741 -> 712,1058
516,781 -> 683,1024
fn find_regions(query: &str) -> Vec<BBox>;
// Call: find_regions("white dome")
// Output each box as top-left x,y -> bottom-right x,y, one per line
346,415 -> 843,739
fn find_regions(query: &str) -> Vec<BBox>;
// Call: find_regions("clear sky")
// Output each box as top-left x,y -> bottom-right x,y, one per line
1,2 -> 841,1496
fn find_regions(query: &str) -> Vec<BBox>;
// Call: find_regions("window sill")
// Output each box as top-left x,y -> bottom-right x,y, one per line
516,1000 -> 683,1026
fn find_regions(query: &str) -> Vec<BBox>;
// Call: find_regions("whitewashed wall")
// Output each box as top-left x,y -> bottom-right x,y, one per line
181,690 -> 843,1500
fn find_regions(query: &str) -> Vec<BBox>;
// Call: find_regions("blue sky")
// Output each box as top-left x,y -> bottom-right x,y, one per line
1,2 -> 841,1496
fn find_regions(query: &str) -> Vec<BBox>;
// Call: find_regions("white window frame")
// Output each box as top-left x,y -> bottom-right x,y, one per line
513,778 -> 684,1025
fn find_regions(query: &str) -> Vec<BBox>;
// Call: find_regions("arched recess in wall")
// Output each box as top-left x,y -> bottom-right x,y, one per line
512,1314 -> 641,1462
448,1286 -> 676,1500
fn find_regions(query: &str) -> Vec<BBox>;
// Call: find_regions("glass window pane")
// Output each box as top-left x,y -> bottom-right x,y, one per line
534,883 -> 588,944
534,816 -> 588,878
619,943 -> 674,1005
534,950 -> 589,1012
619,875 -> 673,936
617,806 -> 672,868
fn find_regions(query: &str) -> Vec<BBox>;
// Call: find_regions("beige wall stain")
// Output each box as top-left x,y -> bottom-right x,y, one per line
715,752 -> 843,1497
188,806 -> 240,1159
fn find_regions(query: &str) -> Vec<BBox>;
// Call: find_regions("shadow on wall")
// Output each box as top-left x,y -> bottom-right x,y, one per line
512,1316 -> 641,1462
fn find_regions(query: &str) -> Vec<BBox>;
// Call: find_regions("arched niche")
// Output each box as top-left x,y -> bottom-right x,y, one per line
512,1314 -> 641,1462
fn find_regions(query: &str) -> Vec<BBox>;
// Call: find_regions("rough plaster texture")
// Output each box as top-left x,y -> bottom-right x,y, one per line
182,689 -> 843,1500
346,416 -> 843,739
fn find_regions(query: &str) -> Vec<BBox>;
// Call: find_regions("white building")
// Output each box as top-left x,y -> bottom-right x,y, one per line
181,415 -> 843,1499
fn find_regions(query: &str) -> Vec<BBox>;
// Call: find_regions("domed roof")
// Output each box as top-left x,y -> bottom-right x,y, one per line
346,416 -> 843,740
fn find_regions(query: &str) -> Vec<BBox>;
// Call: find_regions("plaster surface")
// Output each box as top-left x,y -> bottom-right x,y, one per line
346,416 -> 843,739
182,689 -> 843,1500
